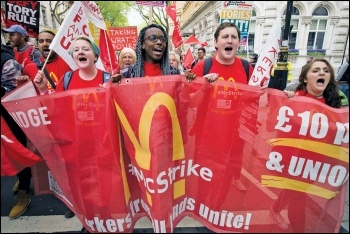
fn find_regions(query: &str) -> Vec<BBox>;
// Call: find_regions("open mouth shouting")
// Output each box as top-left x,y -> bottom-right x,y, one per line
153,47 -> 164,57
42,48 -> 50,57
316,77 -> 326,87
78,56 -> 88,63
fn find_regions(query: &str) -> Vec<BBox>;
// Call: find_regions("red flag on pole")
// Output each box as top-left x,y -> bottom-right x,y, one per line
165,3 -> 183,49
183,34 -> 201,45
182,47 -> 194,69
99,29 -> 120,75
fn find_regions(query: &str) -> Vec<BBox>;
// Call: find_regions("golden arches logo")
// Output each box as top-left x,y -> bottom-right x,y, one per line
72,92 -> 99,111
147,77 -> 163,92
46,72 -> 59,89
114,92 -> 185,205
212,77 -> 238,99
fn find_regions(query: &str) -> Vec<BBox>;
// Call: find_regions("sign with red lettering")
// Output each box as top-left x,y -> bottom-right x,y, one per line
109,26 -> 138,52
5,1 -> 40,38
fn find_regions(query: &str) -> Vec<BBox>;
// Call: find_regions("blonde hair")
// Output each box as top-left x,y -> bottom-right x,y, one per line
118,47 -> 136,69
68,36 -> 100,62
169,51 -> 184,74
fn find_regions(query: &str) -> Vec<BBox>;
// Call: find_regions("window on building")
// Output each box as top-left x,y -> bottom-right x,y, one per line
248,9 -> 256,51
283,6 -> 300,49
41,6 -> 47,26
307,7 -> 328,50
51,13 -> 56,29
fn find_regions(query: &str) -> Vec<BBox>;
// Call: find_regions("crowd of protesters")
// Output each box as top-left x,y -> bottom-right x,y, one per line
1,19 -> 348,234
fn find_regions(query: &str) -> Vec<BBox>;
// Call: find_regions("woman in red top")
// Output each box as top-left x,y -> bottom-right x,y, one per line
271,58 -> 342,231
34,36 -> 108,93
284,58 -> 342,108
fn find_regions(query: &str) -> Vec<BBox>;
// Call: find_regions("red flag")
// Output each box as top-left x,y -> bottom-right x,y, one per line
1,116 -> 42,176
165,3 -> 183,49
99,29 -> 120,75
183,34 -> 201,45
182,47 -> 194,69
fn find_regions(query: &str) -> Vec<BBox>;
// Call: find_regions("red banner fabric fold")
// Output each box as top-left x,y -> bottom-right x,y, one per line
99,28 -> 120,75
1,116 -> 42,176
1,77 -> 348,233
165,3 -> 183,49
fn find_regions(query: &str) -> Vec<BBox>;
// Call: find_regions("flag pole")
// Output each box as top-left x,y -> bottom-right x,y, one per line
40,50 -> 52,72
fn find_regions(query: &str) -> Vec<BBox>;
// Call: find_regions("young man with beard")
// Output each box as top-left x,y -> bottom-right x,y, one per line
2,25 -> 41,68
22,30 -> 71,94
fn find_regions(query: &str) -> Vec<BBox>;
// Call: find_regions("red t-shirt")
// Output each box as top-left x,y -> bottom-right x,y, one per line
14,46 -> 33,68
190,56 -> 254,141
295,90 -> 326,104
55,69 -> 105,92
192,56 -> 253,84
24,56 -> 71,93
144,61 -> 162,77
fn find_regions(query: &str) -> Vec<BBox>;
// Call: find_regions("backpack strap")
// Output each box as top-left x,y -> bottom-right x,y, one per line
37,61 -> 56,90
203,58 -> 213,76
63,71 -> 73,90
241,58 -> 250,81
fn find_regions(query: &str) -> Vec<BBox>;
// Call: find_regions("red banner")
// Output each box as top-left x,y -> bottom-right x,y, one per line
1,77 -> 348,233
5,1 -> 40,38
1,116 -> 42,176
109,26 -> 138,52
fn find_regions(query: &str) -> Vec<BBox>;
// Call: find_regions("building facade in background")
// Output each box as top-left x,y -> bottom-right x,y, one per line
172,1 -> 349,80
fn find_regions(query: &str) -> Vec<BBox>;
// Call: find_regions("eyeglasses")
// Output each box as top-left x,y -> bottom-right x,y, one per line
144,35 -> 167,43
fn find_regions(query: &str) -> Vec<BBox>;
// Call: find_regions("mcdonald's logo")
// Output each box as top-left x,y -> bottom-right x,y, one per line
212,77 -> 238,99
72,92 -> 100,111
147,77 -> 163,92
114,92 -> 186,206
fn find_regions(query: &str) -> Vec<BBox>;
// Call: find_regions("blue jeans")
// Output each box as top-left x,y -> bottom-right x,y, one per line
338,82 -> 349,105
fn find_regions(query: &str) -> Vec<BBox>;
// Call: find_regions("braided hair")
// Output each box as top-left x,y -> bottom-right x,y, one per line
131,24 -> 172,77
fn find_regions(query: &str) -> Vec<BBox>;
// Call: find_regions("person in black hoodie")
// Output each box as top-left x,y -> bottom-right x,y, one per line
1,43 -> 32,219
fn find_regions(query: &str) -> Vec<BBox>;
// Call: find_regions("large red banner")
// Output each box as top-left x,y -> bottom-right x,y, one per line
1,77 -> 348,233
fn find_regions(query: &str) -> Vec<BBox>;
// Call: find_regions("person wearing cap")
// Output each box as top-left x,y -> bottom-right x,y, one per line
2,25 -> 41,68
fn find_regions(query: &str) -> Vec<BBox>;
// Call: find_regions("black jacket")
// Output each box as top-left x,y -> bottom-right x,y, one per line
1,44 -> 27,146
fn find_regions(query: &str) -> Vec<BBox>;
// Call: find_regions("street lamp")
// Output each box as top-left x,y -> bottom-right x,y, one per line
268,1 -> 293,90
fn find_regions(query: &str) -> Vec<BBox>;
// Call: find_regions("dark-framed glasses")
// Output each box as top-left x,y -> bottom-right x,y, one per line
144,35 -> 167,43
